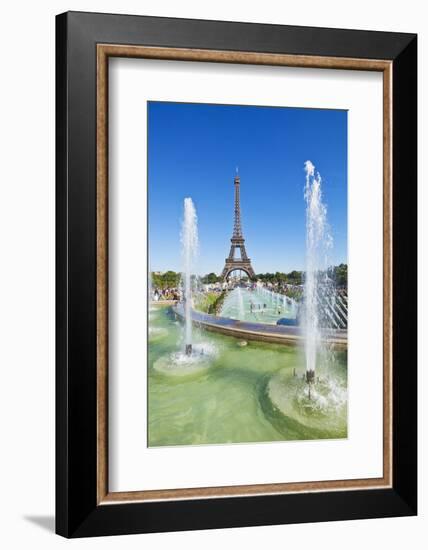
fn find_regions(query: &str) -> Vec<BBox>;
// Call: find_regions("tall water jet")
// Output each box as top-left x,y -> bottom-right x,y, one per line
304,160 -> 331,389
237,286 -> 245,319
181,198 -> 199,356
148,269 -> 155,311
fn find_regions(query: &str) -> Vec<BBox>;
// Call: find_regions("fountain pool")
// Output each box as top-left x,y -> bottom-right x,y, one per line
148,305 -> 347,447
148,163 -> 347,447
219,287 -> 297,325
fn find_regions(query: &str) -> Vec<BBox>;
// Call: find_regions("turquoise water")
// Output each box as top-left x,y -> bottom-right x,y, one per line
219,287 -> 297,325
148,305 -> 347,447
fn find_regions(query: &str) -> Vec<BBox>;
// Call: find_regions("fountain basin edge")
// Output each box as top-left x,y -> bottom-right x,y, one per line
173,305 -> 347,349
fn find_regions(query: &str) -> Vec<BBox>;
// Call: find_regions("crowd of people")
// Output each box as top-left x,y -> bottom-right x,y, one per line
150,280 -> 304,304
151,288 -> 180,302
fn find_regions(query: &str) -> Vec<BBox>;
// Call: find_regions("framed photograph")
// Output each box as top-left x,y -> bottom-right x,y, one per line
56,11 -> 417,537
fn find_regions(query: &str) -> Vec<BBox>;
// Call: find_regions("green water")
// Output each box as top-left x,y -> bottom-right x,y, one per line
148,306 -> 347,447
219,287 -> 297,324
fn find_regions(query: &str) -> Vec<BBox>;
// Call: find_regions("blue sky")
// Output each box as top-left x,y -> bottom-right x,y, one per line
148,101 -> 347,275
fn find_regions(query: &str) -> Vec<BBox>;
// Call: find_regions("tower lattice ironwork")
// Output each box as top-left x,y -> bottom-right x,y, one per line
221,173 -> 256,281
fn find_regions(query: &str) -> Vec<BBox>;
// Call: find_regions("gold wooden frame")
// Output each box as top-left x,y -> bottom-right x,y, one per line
96,44 -> 392,505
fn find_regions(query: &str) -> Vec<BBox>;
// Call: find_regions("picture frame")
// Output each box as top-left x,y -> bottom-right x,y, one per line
56,11 -> 417,538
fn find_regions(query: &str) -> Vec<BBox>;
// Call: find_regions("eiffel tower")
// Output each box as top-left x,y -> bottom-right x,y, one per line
221,172 -> 256,281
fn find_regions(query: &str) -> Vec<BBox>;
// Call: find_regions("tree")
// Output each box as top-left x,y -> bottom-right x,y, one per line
286,270 -> 303,285
275,271 -> 286,283
332,264 -> 347,288
201,272 -> 220,284
150,270 -> 181,290
163,270 -> 180,288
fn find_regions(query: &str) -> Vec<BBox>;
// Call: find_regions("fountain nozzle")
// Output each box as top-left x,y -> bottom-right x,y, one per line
306,370 -> 315,400
306,369 -> 315,385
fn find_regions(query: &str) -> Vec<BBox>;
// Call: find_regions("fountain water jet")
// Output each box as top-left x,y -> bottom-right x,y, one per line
153,197 -> 218,376
261,162 -> 347,430
148,269 -> 157,313
304,160 -> 332,390
237,286 -> 245,319
181,198 -> 199,356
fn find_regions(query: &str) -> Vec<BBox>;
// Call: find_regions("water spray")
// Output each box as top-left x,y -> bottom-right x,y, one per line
181,197 -> 198,357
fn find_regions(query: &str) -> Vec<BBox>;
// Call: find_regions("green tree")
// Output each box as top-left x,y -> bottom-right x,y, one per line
286,270 -> 303,285
151,270 -> 181,290
332,264 -> 347,288
201,272 -> 219,284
